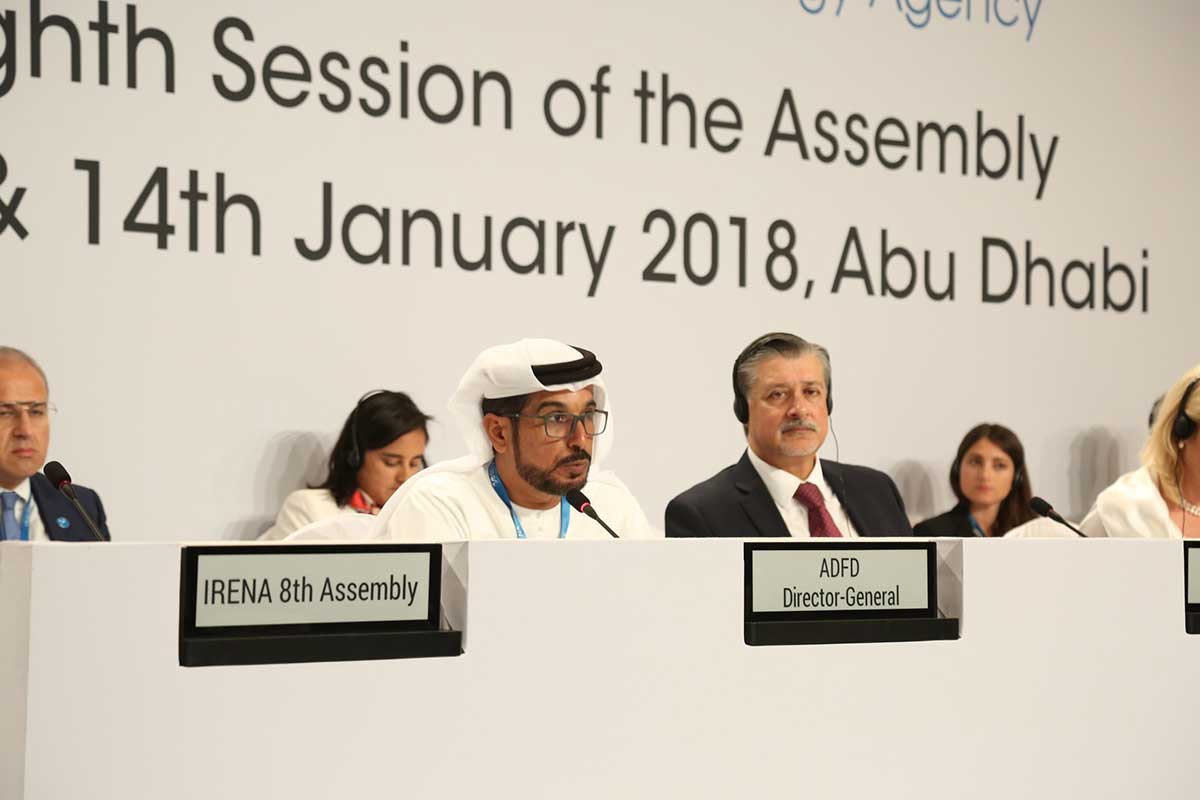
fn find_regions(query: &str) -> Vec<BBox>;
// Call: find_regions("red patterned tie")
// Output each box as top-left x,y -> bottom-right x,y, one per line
793,483 -> 843,538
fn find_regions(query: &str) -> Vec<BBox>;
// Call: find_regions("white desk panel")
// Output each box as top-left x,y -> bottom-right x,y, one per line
2,539 -> 1196,799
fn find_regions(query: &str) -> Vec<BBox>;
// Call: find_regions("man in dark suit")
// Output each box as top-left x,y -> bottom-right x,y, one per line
665,333 -> 910,538
0,347 -> 110,541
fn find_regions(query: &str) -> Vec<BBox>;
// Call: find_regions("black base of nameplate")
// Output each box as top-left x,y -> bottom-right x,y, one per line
1187,612 -> 1200,635
180,628 -> 463,667
745,616 -> 960,646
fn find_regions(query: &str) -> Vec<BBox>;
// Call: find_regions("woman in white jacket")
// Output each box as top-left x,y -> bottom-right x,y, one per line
260,390 -> 431,540
1081,365 -> 1200,538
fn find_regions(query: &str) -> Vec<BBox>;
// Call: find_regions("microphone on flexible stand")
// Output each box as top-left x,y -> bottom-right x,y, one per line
1029,496 -> 1086,538
43,461 -> 106,542
565,489 -> 620,539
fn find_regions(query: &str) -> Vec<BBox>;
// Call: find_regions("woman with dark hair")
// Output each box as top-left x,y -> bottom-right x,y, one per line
914,423 -> 1034,537
261,391 -> 432,540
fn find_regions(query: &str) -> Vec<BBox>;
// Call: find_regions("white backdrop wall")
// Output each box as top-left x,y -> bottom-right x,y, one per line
2,0 -> 1196,540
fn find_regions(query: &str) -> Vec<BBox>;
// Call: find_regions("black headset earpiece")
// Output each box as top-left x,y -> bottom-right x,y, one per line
731,334 -> 833,424
1173,379 -> 1199,442
731,357 -> 750,424
346,390 -> 386,470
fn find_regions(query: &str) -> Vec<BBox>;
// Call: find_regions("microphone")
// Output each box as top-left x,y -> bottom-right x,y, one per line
565,489 -> 620,539
43,461 -> 106,542
1029,496 -> 1086,538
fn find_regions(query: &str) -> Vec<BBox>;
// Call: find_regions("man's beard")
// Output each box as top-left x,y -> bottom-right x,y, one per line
513,430 -> 592,496
778,419 -> 822,458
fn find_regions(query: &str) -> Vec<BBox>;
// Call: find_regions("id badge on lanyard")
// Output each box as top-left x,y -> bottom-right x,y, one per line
488,461 -> 569,539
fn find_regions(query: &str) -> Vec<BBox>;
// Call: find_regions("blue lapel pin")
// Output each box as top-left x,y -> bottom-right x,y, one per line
56,517 -> 70,529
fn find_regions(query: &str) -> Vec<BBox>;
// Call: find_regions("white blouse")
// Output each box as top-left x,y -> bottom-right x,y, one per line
1079,467 -> 1182,538
260,489 -> 355,541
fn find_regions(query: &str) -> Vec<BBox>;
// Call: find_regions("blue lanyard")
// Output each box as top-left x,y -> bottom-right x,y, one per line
966,512 -> 986,538
487,461 -> 569,539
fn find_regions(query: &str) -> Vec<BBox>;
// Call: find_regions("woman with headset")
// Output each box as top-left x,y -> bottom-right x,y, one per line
914,423 -> 1034,537
1080,365 -> 1200,538
260,391 -> 432,540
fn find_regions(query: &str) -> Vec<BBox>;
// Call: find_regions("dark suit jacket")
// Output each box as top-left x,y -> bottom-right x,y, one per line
28,472 -> 110,541
913,504 -> 979,538
665,451 -> 912,538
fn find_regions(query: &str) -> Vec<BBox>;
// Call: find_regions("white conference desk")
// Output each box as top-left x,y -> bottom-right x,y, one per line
1,538 -> 1197,800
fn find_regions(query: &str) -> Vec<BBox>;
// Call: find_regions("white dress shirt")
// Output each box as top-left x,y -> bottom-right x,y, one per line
745,447 -> 860,538
3,478 -> 48,542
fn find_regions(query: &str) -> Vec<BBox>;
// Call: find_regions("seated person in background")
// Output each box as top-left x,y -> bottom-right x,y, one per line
0,346 -> 110,541
1081,365 -> 1200,538
261,390 -> 431,540
665,332 -> 911,538
914,423 -> 1034,537
375,339 -> 657,540
1148,394 -> 1164,428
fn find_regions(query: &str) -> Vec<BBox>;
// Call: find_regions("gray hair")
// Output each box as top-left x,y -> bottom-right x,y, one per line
0,346 -> 48,389
735,333 -> 832,403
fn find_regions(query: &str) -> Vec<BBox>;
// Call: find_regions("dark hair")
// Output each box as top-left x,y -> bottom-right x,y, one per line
480,394 -> 531,453
318,391 -> 432,506
481,393 -> 531,419
732,332 -> 832,432
949,423 -> 1034,536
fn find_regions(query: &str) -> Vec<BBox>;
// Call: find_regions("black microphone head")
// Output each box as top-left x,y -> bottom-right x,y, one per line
565,489 -> 592,514
1029,496 -> 1053,518
44,460 -> 72,490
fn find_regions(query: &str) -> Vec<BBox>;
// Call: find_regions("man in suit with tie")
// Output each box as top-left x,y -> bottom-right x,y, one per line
0,347 -> 109,542
665,333 -> 911,538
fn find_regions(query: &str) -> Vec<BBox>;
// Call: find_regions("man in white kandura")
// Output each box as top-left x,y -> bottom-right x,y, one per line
374,339 -> 658,541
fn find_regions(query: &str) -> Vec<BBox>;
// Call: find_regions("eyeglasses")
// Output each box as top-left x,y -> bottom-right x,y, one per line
0,402 -> 56,426
506,410 -> 609,440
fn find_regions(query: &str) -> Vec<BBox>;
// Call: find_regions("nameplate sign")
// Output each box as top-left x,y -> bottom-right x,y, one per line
180,544 -> 459,666
747,541 -> 934,618
1187,544 -> 1200,605
1185,543 -> 1200,634
193,550 -> 431,627
744,542 -> 952,645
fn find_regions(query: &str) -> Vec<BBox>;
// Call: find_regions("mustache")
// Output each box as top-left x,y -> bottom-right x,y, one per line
555,450 -> 592,468
780,419 -> 819,434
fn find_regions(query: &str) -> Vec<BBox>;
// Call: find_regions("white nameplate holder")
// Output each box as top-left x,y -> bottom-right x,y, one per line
1185,542 -> 1200,634
179,543 -> 462,666
744,541 -> 960,646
